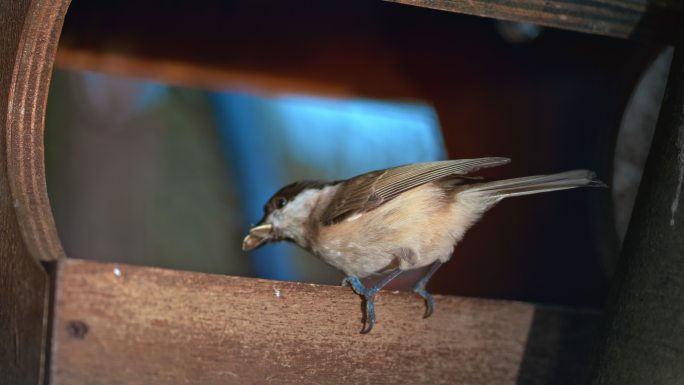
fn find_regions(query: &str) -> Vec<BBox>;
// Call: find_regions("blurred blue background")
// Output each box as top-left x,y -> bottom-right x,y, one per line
46,70 -> 446,284
214,93 -> 445,281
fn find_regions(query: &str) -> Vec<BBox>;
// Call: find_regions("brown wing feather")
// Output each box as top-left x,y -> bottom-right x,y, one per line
320,157 -> 510,225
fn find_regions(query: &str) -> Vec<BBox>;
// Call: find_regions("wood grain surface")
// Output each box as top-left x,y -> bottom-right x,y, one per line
386,0 -> 682,43
52,259 -> 599,385
5,0 -> 69,263
589,27 -> 684,385
0,1 -> 70,384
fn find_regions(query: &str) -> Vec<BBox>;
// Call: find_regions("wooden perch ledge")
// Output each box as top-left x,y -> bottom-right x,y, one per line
51,259 -> 600,385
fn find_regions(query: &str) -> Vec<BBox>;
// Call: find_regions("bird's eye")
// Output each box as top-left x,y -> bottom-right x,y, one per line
275,197 -> 288,209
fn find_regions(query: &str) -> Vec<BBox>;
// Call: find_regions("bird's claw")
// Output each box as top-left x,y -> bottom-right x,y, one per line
342,276 -> 378,333
413,287 -> 436,318
412,261 -> 441,319
360,298 -> 376,334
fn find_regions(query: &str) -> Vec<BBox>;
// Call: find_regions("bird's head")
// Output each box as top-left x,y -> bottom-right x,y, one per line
242,180 -> 332,251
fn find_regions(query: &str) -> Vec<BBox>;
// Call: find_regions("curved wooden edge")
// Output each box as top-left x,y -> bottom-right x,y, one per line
1,1 -> 70,383
6,0 -> 70,263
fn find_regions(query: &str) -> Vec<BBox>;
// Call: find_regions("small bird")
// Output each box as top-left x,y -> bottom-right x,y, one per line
242,158 -> 604,333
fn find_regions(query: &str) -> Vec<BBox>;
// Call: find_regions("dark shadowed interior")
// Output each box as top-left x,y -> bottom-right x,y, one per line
46,0 -> 664,310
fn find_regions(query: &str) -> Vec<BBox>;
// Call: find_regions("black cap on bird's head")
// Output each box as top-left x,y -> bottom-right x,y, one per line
242,180 -> 331,251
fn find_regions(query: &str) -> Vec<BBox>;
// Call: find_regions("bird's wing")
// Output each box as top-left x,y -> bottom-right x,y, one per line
320,157 -> 510,225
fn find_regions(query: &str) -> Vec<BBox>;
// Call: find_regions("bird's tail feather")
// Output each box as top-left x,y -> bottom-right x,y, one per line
464,170 -> 606,199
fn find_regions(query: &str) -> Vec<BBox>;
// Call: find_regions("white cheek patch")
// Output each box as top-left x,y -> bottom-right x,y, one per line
283,189 -> 319,216
269,189 -> 322,240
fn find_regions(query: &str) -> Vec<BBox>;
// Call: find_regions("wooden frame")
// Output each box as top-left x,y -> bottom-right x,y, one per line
1,1 -> 70,384
0,1 -> 681,384
387,0 -> 682,43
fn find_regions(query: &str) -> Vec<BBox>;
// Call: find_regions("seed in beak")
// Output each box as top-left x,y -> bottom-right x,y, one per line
249,223 -> 274,238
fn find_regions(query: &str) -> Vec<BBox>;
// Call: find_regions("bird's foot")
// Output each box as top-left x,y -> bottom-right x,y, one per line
412,261 -> 442,318
413,287 -> 436,318
342,276 -> 380,334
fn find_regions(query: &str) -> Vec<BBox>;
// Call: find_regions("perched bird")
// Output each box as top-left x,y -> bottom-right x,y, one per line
242,158 -> 604,333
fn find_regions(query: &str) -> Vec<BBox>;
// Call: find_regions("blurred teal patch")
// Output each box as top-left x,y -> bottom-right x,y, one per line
274,96 -> 445,174
214,92 -> 446,282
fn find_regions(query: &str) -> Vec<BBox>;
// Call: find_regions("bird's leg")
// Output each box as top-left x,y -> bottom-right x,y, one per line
342,268 -> 403,334
412,261 -> 443,318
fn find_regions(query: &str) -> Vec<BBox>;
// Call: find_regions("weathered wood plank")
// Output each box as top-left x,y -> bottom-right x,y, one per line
386,0 -> 682,43
0,1 -> 70,384
588,25 -> 684,385
52,259 -> 599,385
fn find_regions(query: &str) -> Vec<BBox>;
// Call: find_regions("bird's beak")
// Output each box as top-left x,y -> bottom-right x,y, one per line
242,223 -> 275,251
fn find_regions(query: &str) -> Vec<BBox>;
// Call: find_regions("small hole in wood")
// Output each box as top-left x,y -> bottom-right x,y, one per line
67,320 -> 89,339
